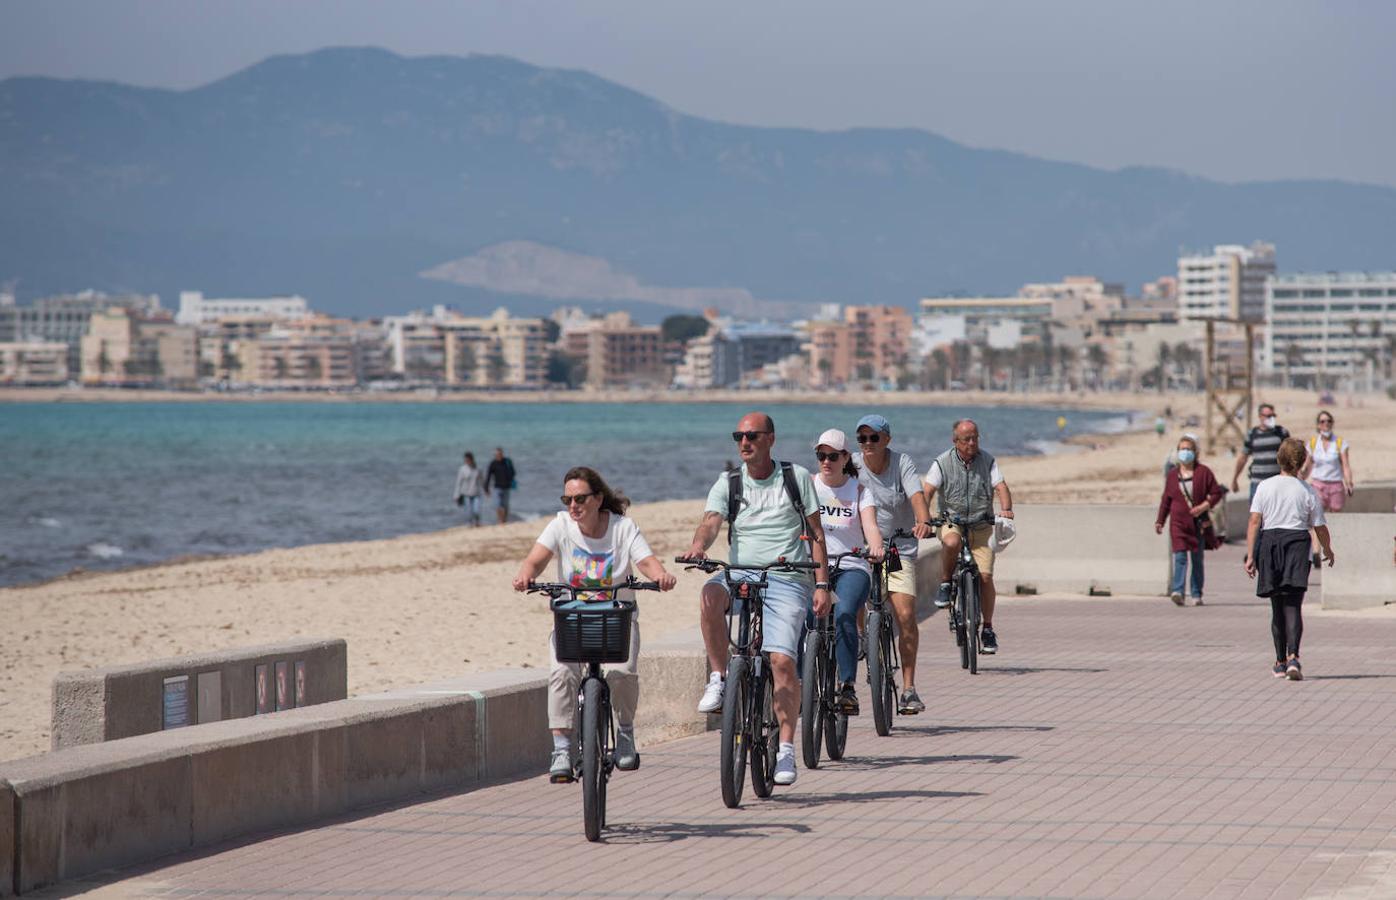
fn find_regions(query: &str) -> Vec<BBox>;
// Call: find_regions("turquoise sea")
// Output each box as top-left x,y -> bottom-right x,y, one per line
0,401 -> 1129,587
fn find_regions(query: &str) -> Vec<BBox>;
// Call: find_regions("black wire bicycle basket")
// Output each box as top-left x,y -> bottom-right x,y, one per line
553,598 -> 636,663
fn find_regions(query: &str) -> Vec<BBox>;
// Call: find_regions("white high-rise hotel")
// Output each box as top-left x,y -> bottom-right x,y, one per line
1263,272 -> 1396,382
1177,242 -> 1276,322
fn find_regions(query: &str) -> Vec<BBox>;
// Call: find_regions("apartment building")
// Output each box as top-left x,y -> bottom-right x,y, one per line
918,296 -> 1054,342
1177,242 -> 1275,322
845,305 -> 913,381
804,319 -> 852,386
176,291 -> 310,326
560,312 -> 665,388
0,341 -> 69,384
1264,272 -> 1396,384
237,325 -> 357,388
1019,277 -> 1125,336
0,291 -> 161,375
384,306 -> 547,387
79,307 -> 198,386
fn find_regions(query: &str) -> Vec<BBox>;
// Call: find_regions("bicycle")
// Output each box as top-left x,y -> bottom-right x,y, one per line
676,555 -> 818,808
527,577 -> 661,842
800,549 -> 872,768
933,513 -> 994,675
866,529 -> 913,736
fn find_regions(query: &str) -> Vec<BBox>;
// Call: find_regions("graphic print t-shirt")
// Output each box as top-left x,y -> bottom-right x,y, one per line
536,511 -> 653,603
815,476 -> 872,574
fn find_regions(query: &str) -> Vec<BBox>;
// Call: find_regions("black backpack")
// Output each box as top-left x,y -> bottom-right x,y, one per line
726,461 -> 810,546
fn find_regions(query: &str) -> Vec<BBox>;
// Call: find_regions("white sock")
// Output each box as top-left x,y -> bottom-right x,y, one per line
553,734 -> 570,752
710,671 -> 723,682
779,741 -> 795,758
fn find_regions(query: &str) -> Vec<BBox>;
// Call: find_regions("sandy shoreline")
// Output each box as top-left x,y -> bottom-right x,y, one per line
5,387 -> 1393,761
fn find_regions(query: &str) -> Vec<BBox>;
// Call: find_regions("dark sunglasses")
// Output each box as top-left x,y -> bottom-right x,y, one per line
815,451 -> 843,462
1317,418 -> 1334,424
560,492 -> 596,506
732,430 -> 771,443
855,433 -> 882,444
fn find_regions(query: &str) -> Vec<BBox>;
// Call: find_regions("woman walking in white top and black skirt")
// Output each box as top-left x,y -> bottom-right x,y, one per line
1244,438 -> 1335,681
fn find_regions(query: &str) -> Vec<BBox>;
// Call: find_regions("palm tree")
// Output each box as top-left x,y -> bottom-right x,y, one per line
1086,344 -> 1108,390
486,342 -> 509,386
1155,342 -> 1173,393
1282,342 -> 1305,389
455,342 -> 477,384
304,355 -> 323,383
816,356 -> 833,388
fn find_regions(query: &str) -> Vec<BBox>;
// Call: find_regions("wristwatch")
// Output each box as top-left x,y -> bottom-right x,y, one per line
814,581 -> 830,591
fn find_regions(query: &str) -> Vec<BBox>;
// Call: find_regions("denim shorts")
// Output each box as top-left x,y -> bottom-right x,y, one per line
707,572 -> 812,661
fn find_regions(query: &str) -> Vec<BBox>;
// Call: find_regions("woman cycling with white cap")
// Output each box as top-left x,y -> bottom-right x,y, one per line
812,429 -> 884,713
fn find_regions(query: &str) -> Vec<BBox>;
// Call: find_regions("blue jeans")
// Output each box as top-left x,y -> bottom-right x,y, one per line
461,495 -> 481,524
831,567 -> 871,683
1171,548 -> 1204,598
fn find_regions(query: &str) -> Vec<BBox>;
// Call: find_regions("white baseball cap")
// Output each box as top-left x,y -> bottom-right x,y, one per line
813,428 -> 848,452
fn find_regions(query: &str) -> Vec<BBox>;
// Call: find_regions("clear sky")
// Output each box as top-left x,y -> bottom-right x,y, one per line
4,0 -> 1394,187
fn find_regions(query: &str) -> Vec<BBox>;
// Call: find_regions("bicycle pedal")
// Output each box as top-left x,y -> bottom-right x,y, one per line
549,773 -> 575,784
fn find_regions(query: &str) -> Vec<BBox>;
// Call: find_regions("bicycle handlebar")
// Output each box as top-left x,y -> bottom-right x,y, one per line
525,577 -> 661,601
674,556 -> 819,574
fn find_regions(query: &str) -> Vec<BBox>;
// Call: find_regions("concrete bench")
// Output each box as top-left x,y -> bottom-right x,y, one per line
1225,482 -> 1396,540
1320,513 -> 1396,610
967,504 -> 1169,596
51,638 -> 347,750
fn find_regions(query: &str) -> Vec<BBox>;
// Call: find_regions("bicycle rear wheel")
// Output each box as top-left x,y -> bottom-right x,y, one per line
750,664 -> 778,797
719,655 -> 748,809
800,628 -> 824,769
956,577 -> 971,670
965,570 -> 982,675
866,609 -> 893,736
581,678 -> 606,842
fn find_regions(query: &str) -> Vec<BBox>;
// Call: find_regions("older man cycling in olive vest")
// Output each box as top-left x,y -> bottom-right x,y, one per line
923,418 -> 1014,654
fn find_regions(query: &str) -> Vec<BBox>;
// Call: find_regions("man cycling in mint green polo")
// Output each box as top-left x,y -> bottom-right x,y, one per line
685,411 -> 832,787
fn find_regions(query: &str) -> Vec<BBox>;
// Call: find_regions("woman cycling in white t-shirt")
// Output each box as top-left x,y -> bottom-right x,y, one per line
511,466 -> 677,783
812,429 -> 884,714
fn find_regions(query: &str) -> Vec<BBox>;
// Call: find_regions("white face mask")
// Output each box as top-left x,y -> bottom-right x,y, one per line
1319,429 -> 1333,439
1263,416 -> 1277,428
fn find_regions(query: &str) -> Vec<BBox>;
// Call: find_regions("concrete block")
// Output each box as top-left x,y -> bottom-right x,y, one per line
977,505 -> 1170,596
342,709 -> 424,808
1,739 -> 192,894
189,720 -> 345,847
1321,514 -> 1396,610
0,780 -> 13,898
53,638 -> 348,749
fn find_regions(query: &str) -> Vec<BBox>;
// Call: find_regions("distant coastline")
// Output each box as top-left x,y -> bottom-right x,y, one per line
0,385 -> 1160,415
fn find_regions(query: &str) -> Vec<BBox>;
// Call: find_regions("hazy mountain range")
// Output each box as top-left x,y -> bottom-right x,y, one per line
3,46 -> 1393,320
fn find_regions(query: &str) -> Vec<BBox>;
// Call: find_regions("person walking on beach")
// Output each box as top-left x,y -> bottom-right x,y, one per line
1232,402 -> 1290,499
511,466 -> 677,781
1244,438 -> 1335,681
686,411 -> 831,786
484,447 -> 516,524
1155,435 -> 1225,607
925,418 -> 1014,655
854,414 -> 934,714
1301,411 -> 1353,513
811,428 -> 884,714
453,452 -> 484,527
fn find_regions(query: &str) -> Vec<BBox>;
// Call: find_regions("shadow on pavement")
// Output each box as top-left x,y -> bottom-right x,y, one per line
980,666 -> 1108,675
1307,674 -> 1396,680
893,723 -> 1054,737
603,820 -> 813,844
828,753 -> 1017,770
768,789 -> 983,809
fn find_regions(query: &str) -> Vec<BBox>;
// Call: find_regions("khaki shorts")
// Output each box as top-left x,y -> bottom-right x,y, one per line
885,561 -> 916,598
939,522 -> 995,576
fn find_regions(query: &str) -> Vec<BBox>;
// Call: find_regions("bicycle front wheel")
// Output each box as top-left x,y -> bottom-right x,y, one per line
866,609 -> 893,736
750,664 -> 778,798
825,636 -> 848,760
800,628 -> 824,769
581,678 -> 606,842
964,570 -> 982,675
719,655 -> 749,809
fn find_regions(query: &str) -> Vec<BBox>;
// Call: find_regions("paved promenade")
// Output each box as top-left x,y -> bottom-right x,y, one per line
56,546 -> 1396,899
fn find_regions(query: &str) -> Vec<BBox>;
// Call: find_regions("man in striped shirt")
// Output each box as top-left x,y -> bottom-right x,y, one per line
1232,402 -> 1291,499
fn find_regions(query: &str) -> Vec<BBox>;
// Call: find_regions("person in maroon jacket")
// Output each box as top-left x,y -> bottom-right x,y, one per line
1155,435 -> 1226,607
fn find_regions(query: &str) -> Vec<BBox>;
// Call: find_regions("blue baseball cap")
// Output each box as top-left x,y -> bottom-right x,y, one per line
855,414 -> 891,435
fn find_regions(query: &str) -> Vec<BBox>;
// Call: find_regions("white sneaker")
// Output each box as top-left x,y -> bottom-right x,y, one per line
773,748 -> 797,785
697,672 -> 725,713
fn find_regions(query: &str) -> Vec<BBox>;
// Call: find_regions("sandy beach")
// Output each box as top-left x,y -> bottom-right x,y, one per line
4,387 -> 1393,761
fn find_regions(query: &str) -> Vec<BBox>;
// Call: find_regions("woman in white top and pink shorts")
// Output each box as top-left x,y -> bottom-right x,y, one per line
1301,410 -> 1353,512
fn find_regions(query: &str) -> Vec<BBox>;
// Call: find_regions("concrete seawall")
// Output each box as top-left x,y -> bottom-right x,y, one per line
51,638 -> 348,750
